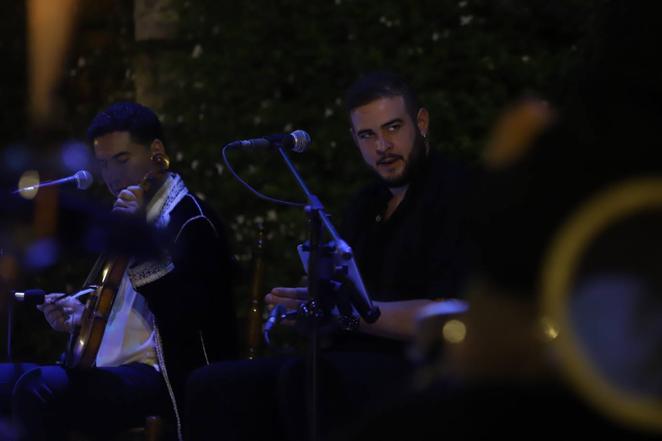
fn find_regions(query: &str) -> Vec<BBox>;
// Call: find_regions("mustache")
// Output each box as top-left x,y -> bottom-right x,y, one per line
376,154 -> 404,165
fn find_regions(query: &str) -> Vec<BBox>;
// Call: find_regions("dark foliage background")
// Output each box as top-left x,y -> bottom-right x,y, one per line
1,0 -> 597,361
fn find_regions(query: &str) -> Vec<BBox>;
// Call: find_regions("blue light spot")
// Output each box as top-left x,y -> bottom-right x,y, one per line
61,140 -> 92,172
3,144 -> 30,173
24,238 -> 59,269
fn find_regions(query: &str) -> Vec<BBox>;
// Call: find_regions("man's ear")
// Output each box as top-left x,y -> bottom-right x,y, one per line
416,107 -> 430,137
149,139 -> 166,156
148,139 -> 170,169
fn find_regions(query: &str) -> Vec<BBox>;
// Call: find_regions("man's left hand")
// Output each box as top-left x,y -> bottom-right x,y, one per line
112,185 -> 145,215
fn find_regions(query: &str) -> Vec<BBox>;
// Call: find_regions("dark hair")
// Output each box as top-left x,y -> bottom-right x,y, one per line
87,101 -> 163,147
345,71 -> 421,119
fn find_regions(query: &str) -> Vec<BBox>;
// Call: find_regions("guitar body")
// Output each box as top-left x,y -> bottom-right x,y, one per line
65,255 -> 129,368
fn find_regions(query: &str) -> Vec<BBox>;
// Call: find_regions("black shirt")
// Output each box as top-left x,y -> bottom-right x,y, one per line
334,149 -> 470,353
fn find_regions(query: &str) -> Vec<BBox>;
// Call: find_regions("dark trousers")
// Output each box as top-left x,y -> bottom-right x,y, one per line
186,352 -> 412,441
0,362 -> 171,441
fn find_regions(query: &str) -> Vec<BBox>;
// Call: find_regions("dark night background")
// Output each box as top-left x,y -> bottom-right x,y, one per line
1,0 -> 594,362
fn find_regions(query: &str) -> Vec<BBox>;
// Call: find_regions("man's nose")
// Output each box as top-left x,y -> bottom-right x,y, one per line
375,136 -> 392,153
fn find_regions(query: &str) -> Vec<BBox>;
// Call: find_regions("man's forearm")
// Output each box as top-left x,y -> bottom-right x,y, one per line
358,299 -> 436,341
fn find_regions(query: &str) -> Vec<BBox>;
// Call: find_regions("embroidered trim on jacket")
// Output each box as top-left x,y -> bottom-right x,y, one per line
154,321 -> 183,441
127,259 -> 175,288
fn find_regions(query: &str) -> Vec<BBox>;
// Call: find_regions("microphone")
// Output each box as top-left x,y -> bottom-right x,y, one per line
13,289 -> 47,305
227,130 -> 311,153
14,170 -> 93,194
13,287 -> 95,305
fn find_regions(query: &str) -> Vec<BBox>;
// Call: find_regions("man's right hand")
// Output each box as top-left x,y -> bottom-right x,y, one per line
36,294 -> 85,333
265,287 -> 308,311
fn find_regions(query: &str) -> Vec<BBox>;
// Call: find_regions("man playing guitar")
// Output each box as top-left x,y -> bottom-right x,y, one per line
0,102 -> 237,441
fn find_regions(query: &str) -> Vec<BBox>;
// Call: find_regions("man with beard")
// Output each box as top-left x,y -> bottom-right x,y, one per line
186,71 -> 470,441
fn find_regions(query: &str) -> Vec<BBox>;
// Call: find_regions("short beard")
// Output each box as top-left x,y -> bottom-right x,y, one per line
379,130 -> 428,188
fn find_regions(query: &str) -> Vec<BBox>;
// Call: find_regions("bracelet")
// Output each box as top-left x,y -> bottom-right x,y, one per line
338,314 -> 360,332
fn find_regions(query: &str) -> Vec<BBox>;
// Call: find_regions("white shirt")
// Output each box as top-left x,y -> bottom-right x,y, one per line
95,273 -> 158,369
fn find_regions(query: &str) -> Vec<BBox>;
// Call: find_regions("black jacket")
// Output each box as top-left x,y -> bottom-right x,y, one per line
131,189 -> 237,437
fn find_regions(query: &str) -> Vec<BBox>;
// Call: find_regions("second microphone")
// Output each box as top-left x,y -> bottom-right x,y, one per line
226,130 -> 311,153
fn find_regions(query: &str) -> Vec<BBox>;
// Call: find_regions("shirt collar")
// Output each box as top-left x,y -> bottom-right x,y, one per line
145,172 -> 189,228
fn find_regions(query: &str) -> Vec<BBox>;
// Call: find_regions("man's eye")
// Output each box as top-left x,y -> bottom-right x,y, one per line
387,124 -> 401,132
359,133 -> 374,140
115,156 -> 129,164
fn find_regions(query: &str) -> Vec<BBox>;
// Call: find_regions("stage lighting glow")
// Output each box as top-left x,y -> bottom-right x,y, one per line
17,170 -> 40,199
24,238 -> 58,269
442,319 -> 467,344
61,140 -> 91,171
540,316 -> 559,341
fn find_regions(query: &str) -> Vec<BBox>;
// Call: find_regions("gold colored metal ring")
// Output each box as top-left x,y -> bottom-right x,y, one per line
541,177 -> 662,432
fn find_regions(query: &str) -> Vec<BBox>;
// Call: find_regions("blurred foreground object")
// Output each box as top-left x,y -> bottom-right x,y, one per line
543,178 -> 662,433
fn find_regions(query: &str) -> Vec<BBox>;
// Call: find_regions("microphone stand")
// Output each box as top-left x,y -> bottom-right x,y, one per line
275,144 -> 380,441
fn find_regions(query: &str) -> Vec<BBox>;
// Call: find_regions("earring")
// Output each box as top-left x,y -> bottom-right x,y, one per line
151,153 -> 171,170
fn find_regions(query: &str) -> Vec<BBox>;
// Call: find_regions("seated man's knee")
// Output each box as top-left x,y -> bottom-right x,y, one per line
12,366 -> 68,414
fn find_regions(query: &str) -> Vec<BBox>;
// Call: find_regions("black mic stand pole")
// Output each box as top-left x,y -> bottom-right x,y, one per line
278,145 -> 344,441
275,143 -> 380,441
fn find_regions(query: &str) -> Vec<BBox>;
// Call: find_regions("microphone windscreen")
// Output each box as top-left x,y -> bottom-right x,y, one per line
74,170 -> 93,190
287,130 -> 311,153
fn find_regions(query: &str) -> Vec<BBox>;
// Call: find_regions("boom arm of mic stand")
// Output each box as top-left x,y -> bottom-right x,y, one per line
276,144 -> 349,257
276,146 -> 380,322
